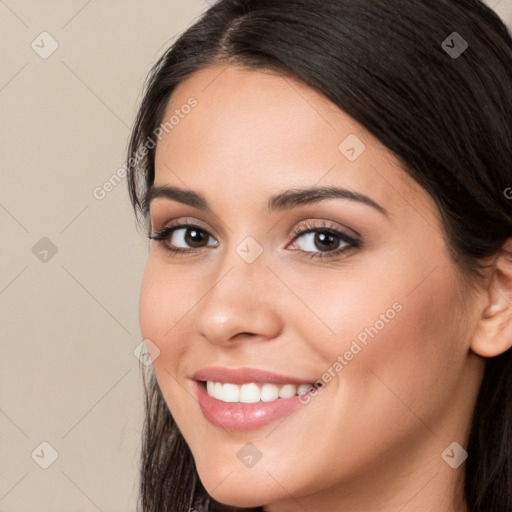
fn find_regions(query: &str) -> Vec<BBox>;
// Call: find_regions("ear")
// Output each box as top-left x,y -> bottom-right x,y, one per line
471,238 -> 512,358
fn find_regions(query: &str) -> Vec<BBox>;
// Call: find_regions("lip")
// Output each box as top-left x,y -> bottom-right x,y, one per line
194,381 -> 306,430
192,367 -> 316,431
192,366 -> 315,385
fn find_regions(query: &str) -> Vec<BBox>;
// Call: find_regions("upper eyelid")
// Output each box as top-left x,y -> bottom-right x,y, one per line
152,217 -> 219,238
288,219 -> 359,240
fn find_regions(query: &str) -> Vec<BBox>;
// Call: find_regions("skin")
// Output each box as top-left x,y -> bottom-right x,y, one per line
139,64 -> 512,511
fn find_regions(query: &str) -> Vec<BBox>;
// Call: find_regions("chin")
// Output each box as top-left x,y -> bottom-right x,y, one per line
195,467 -> 279,508
207,486 -> 267,508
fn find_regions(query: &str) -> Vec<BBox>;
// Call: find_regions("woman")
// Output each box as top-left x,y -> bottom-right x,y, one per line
126,1 -> 512,510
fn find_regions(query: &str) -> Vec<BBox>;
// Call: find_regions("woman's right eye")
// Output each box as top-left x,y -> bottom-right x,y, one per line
149,224 -> 219,253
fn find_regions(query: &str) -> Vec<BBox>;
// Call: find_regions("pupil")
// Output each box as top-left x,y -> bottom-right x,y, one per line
185,228 -> 207,247
315,231 -> 338,251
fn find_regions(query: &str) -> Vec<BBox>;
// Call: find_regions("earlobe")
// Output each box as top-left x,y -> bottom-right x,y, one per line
471,238 -> 512,358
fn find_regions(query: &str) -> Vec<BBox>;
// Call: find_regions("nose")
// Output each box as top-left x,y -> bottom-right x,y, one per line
193,251 -> 283,347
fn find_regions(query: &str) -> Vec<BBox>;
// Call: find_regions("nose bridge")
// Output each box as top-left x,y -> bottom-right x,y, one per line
193,239 -> 282,345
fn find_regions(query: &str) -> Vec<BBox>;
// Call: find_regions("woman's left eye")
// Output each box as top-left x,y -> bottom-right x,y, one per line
286,223 -> 359,259
288,230 -> 349,253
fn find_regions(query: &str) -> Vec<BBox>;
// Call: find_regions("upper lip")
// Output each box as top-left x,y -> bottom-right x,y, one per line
192,367 -> 315,385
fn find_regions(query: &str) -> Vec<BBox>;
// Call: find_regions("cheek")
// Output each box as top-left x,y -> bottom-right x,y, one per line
138,258 -> 194,419
296,248 -> 467,418
139,258 -> 191,375
139,259 -> 165,344
139,256 -> 195,345
325,257 -> 467,428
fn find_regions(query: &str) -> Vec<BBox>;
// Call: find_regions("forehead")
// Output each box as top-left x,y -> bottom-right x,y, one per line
153,64 -> 435,222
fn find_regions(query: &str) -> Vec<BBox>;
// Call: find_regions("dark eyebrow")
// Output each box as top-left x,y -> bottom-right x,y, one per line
266,186 -> 388,216
145,184 -> 388,216
144,185 -> 211,213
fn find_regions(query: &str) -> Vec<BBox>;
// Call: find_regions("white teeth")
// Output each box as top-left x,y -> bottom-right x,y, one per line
278,384 -> 296,399
222,383 -> 240,402
298,384 -> 310,395
261,383 -> 279,402
240,383 -> 260,403
205,381 -> 310,403
214,382 -> 223,400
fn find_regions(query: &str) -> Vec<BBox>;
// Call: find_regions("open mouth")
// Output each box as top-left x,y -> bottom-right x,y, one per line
192,367 -> 318,430
195,379 -> 317,430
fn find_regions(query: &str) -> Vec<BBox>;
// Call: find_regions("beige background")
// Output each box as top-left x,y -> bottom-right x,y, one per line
1,1 -> 511,511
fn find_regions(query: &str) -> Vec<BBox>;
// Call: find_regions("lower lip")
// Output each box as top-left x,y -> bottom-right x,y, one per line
195,381 -> 305,431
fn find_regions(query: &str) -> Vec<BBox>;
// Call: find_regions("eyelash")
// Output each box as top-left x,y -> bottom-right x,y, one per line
148,219 -> 360,261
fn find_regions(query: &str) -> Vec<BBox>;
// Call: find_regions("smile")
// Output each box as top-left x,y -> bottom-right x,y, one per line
193,367 -> 317,430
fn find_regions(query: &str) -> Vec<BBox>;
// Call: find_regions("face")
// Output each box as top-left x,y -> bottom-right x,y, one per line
139,64 -> 484,510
